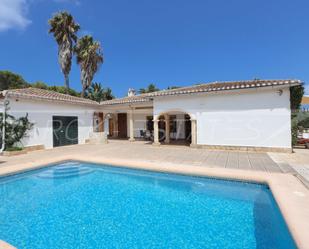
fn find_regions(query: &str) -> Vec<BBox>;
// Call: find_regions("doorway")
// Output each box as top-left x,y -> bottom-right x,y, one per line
117,113 -> 128,138
53,116 -> 78,147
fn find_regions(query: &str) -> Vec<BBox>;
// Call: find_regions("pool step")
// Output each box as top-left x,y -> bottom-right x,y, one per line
36,165 -> 93,179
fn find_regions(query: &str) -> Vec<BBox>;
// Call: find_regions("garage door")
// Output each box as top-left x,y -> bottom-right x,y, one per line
53,116 -> 78,147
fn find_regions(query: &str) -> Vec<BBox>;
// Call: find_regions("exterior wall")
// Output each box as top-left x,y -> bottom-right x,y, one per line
4,87 -> 293,149
6,98 -> 98,149
154,88 -> 292,149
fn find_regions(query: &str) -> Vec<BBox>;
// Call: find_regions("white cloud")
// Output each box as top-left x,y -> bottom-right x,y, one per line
0,0 -> 31,31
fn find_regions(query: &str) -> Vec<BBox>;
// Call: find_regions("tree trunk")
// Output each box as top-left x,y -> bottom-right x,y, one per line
64,74 -> 70,90
81,86 -> 86,98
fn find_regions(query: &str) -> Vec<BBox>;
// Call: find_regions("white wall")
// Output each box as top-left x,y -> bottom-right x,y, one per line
154,88 -> 292,149
7,98 -> 98,149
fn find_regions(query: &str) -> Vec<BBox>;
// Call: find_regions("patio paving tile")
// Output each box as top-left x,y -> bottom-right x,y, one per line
0,140 -> 290,174
226,152 -> 238,169
238,153 -> 251,170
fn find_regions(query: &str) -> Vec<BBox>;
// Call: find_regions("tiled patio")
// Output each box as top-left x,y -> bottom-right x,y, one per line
0,140 -> 294,174
269,148 -> 309,187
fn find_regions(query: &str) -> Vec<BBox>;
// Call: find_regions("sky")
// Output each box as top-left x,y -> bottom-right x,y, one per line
0,0 -> 309,97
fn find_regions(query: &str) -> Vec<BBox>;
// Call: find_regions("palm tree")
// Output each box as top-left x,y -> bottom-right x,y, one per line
139,83 -> 159,94
167,86 -> 180,90
48,11 -> 80,89
87,82 -> 114,102
87,82 -> 103,102
74,35 -> 103,97
102,87 -> 114,101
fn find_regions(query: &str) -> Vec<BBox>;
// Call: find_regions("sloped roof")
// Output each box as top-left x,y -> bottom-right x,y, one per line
100,95 -> 150,105
101,79 -> 302,106
1,88 -> 99,106
145,79 -> 301,97
302,96 -> 309,105
0,79 -> 302,107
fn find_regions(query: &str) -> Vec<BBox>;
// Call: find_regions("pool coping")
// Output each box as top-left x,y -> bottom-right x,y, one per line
0,155 -> 308,249
0,240 -> 16,249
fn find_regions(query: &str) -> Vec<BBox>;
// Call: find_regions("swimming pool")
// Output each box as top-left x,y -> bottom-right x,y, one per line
0,161 -> 296,249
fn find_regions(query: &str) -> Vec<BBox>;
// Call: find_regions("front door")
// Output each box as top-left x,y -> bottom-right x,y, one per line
118,113 -> 127,138
53,116 -> 78,147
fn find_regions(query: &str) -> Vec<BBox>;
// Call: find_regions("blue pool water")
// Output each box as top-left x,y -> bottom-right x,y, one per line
0,161 -> 296,249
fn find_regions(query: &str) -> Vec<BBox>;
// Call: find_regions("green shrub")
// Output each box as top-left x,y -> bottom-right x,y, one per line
5,147 -> 23,151
0,113 -> 33,150
290,85 -> 305,146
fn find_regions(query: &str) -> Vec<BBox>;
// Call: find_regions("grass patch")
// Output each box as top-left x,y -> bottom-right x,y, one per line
5,147 -> 23,152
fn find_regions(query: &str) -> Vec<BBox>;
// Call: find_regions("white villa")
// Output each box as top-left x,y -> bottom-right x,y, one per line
0,79 -> 302,152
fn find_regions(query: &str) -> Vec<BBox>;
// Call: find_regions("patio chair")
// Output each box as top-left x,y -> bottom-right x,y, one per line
145,130 -> 153,141
140,130 -> 146,138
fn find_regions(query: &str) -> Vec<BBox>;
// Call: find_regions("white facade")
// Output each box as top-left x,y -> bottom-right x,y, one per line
7,98 -> 98,149
2,84 -> 294,151
154,88 -> 292,149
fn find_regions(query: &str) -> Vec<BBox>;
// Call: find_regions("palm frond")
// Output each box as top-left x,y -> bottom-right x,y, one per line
74,35 -> 104,96
48,11 -> 80,88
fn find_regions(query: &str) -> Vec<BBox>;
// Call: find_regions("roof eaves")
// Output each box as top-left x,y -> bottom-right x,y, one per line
7,91 -> 100,107
146,80 -> 302,98
100,97 -> 151,106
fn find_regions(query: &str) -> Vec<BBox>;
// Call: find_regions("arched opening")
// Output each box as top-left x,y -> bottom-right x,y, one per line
154,111 -> 193,146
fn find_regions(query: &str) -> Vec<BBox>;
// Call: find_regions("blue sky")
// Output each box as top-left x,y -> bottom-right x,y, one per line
0,0 -> 308,97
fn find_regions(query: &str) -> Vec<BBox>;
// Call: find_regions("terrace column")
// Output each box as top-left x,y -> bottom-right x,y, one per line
164,115 -> 170,144
190,119 -> 197,147
129,109 -> 135,142
153,119 -> 160,146
113,115 -> 118,138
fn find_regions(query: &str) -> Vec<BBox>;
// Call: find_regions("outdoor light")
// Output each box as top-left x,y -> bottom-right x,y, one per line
277,89 -> 283,96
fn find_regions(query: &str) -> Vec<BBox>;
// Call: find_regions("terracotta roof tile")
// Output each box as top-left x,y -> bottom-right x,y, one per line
302,96 -> 309,105
101,79 -> 302,106
3,88 -> 99,106
100,95 -> 150,105
1,80 -> 302,107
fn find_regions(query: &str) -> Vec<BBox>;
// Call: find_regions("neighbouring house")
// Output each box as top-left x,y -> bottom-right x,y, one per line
299,95 -> 309,143
302,95 -> 309,110
0,79 -> 302,152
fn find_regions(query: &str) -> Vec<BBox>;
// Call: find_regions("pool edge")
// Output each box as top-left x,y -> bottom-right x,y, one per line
0,240 -> 16,249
